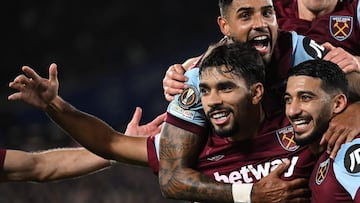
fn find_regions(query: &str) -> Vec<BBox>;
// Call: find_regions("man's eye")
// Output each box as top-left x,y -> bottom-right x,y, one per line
221,86 -> 233,92
301,95 -> 312,101
200,88 -> 208,95
284,96 -> 291,104
239,12 -> 250,20
263,9 -> 274,17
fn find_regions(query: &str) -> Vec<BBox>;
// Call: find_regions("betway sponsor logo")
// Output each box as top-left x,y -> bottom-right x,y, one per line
214,156 -> 298,183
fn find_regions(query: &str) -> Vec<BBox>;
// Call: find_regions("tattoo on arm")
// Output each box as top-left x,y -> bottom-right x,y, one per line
159,123 -> 233,202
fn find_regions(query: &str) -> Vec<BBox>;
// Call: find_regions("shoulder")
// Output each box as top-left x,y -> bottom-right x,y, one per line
333,137 -> 360,199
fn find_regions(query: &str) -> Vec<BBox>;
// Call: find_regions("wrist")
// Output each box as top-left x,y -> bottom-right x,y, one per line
232,183 -> 253,203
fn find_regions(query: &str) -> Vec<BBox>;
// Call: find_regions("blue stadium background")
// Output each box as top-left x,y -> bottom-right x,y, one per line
0,1 -> 221,202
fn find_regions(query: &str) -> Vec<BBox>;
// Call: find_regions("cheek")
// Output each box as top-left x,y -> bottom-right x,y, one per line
231,26 -> 249,42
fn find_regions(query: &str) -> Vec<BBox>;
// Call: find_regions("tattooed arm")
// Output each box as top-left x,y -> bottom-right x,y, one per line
158,123 -> 233,202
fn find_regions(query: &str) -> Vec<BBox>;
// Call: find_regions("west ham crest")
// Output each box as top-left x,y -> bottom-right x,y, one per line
315,158 -> 330,185
178,85 -> 199,109
330,16 -> 353,41
276,126 -> 299,151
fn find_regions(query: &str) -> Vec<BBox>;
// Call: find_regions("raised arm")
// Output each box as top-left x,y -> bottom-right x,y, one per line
8,64 -> 148,166
0,148 -> 110,182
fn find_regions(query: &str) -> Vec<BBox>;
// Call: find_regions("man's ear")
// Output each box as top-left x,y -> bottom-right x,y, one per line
333,93 -> 347,114
217,16 -> 231,36
251,83 -> 264,105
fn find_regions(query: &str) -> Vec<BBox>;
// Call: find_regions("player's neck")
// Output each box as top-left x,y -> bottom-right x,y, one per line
228,105 -> 265,142
297,0 -> 338,21
308,139 -> 325,157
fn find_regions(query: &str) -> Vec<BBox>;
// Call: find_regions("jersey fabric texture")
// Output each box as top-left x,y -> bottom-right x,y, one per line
0,149 -> 6,170
275,0 -> 360,56
310,136 -> 360,202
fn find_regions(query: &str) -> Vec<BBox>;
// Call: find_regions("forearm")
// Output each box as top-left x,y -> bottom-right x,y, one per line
1,148 -> 111,182
45,96 -> 121,160
160,166 -> 233,202
158,123 -> 234,202
34,148 -> 111,181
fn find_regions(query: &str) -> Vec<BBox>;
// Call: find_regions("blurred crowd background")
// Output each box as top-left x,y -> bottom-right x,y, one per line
0,0 -> 222,202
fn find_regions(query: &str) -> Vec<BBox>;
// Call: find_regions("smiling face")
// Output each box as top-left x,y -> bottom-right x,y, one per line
218,0 -> 278,64
284,76 -> 334,145
199,66 -> 263,140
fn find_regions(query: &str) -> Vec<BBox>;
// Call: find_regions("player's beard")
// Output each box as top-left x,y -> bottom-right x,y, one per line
294,114 -> 330,146
212,120 -> 239,138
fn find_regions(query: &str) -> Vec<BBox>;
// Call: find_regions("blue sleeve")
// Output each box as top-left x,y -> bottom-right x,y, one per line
166,67 -> 206,127
333,138 -> 360,200
291,31 -> 328,66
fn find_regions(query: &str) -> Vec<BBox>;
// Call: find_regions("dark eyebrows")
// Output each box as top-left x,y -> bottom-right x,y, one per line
199,82 -> 208,89
262,5 -> 274,10
284,90 -> 317,98
236,7 -> 253,14
199,80 -> 236,89
236,4 -> 274,13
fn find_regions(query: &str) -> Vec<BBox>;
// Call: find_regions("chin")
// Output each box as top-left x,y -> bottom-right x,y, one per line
294,131 -> 320,146
214,126 -> 238,138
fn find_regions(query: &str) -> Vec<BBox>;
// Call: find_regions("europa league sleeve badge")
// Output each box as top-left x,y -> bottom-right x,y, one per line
178,85 -> 200,110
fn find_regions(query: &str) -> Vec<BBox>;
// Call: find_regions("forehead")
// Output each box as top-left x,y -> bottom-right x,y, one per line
200,67 -> 244,85
286,75 -> 322,93
231,0 -> 274,10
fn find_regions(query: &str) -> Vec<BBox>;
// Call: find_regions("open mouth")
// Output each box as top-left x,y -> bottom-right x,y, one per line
209,110 -> 230,125
291,118 -> 311,133
249,35 -> 270,53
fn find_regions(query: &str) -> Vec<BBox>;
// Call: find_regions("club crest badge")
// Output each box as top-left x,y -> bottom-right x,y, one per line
178,85 -> 199,109
315,158 -> 330,185
330,16 -> 353,41
276,126 -> 299,151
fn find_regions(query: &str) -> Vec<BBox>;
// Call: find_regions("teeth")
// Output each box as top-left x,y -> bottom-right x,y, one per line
212,112 -> 227,119
253,36 -> 267,41
294,120 -> 307,125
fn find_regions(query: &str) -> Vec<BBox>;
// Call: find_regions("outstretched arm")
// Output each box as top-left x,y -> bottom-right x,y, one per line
8,64 -> 148,166
1,148 -> 110,182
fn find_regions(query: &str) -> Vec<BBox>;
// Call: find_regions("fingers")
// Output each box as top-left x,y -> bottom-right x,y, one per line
129,107 -> 142,126
270,160 -> 290,177
9,74 -> 31,87
285,178 -> 309,190
8,92 -> 22,101
149,112 -> 166,127
322,45 -> 359,73
21,66 -> 41,81
165,94 -> 175,102
48,63 -> 58,83
163,64 -> 188,101
321,42 -> 334,51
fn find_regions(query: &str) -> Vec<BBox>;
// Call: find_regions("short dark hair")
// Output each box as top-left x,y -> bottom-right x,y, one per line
199,42 -> 265,88
288,59 -> 348,97
218,0 -> 233,16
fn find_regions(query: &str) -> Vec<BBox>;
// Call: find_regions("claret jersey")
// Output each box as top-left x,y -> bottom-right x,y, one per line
275,0 -> 360,56
147,31 -> 323,178
310,136 -> 360,202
